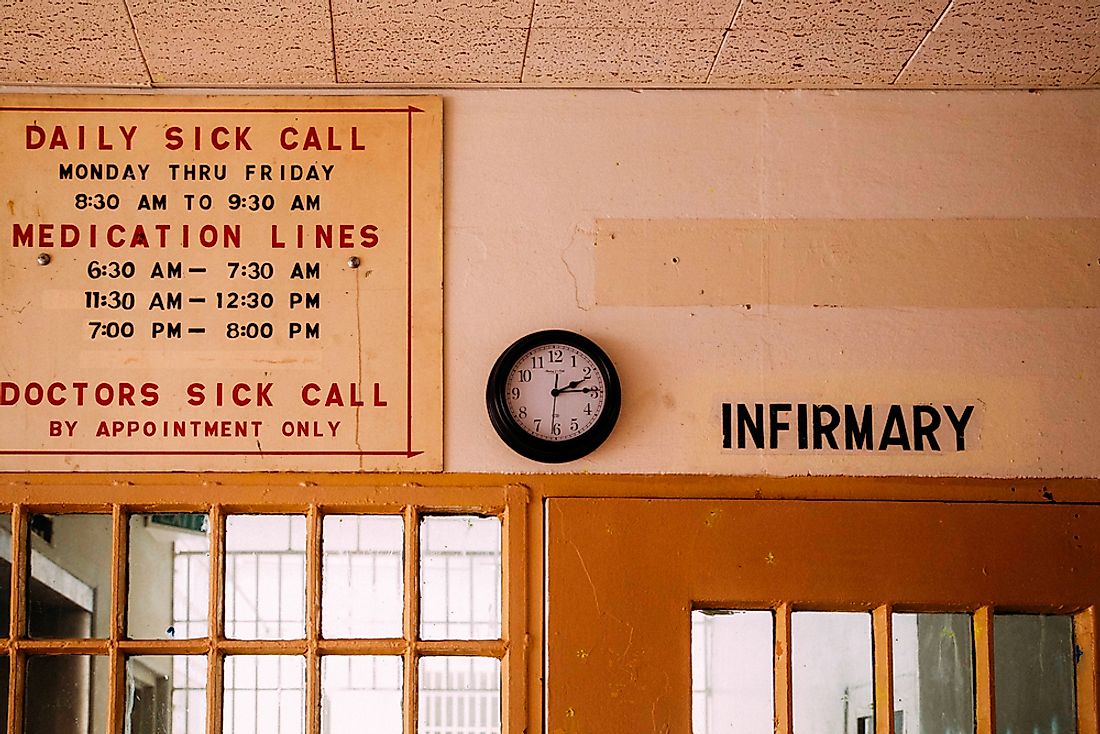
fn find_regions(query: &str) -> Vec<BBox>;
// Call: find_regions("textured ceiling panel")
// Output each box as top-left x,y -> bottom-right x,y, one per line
899,31 -> 1100,86
898,0 -> 1100,87
935,0 -> 1100,32
532,0 -> 738,28
524,28 -> 723,84
1,0 -> 1098,87
128,0 -> 333,85
710,28 -> 924,86
0,0 -> 149,85
710,0 -> 944,86
341,0 -> 532,25
730,0 -> 946,29
332,0 -> 529,83
334,26 -> 527,84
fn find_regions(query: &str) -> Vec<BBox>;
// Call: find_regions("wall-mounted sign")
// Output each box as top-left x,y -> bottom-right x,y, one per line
0,95 -> 442,471
722,402 -> 980,452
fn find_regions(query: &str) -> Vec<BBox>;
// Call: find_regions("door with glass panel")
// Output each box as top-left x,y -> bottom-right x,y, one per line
545,499 -> 1100,734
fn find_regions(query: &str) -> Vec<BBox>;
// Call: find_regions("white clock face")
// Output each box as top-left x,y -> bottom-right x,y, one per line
504,343 -> 607,441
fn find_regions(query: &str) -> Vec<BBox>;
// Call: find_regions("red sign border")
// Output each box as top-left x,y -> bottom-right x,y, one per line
0,102 -> 432,460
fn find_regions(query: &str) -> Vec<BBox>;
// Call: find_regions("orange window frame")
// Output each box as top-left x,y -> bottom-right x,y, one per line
0,477 -> 529,734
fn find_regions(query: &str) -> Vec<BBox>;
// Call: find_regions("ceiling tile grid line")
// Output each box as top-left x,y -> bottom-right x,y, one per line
519,0 -> 540,83
704,29 -> 734,84
120,0 -> 155,87
704,1 -> 746,83
892,0 -> 957,85
328,0 -> 340,84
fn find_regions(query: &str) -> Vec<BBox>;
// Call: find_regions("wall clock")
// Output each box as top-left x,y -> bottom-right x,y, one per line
486,330 -> 621,463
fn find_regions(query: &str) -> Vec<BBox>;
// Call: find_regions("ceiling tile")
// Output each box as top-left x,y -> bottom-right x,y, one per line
532,0 -> 738,28
523,28 -> 723,84
335,22 -> 527,83
338,0 -> 532,27
898,31 -> 1100,86
936,0 -> 1100,33
128,0 -> 333,84
710,27 -> 923,86
731,0 -> 945,31
0,0 -> 149,85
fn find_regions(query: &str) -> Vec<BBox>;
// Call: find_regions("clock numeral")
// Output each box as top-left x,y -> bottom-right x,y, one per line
552,422 -> 562,436
549,349 -> 564,363
583,366 -> 592,377
518,369 -> 532,383
531,356 -> 544,369
570,418 -> 579,432
510,387 -> 520,400
584,404 -> 593,416
533,419 -> 542,433
518,406 -> 528,419
589,387 -> 601,398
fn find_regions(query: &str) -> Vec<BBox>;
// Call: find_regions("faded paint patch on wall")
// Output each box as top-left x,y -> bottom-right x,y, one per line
596,219 -> 1100,308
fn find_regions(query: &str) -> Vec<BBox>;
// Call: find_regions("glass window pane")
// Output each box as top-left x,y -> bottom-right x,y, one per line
793,612 -> 874,734
420,516 -> 501,640
225,516 -> 306,640
994,614 -> 1076,734
28,514 -> 111,639
125,655 -> 208,734
893,613 -> 975,734
128,513 -> 210,640
691,610 -> 775,734
223,656 -> 305,734
0,655 -> 6,733
322,515 -> 403,638
24,655 -> 108,733
0,512 -> 11,636
321,656 -> 402,733
418,657 -> 500,734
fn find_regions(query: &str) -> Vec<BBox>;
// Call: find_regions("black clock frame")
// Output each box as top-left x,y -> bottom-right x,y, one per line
486,329 -> 621,464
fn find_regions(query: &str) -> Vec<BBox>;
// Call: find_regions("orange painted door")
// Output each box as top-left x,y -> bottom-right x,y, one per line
545,498 -> 1100,734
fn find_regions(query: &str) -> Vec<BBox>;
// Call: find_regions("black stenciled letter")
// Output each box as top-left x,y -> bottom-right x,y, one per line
912,405 -> 942,451
737,403 -> 764,449
944,404 -> 976,451
769,403 -> 792,449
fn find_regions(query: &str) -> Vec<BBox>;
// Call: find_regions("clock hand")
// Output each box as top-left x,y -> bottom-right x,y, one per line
556,387 -> 594,394
550,373 -> 560,432
551,376 -> 589,396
